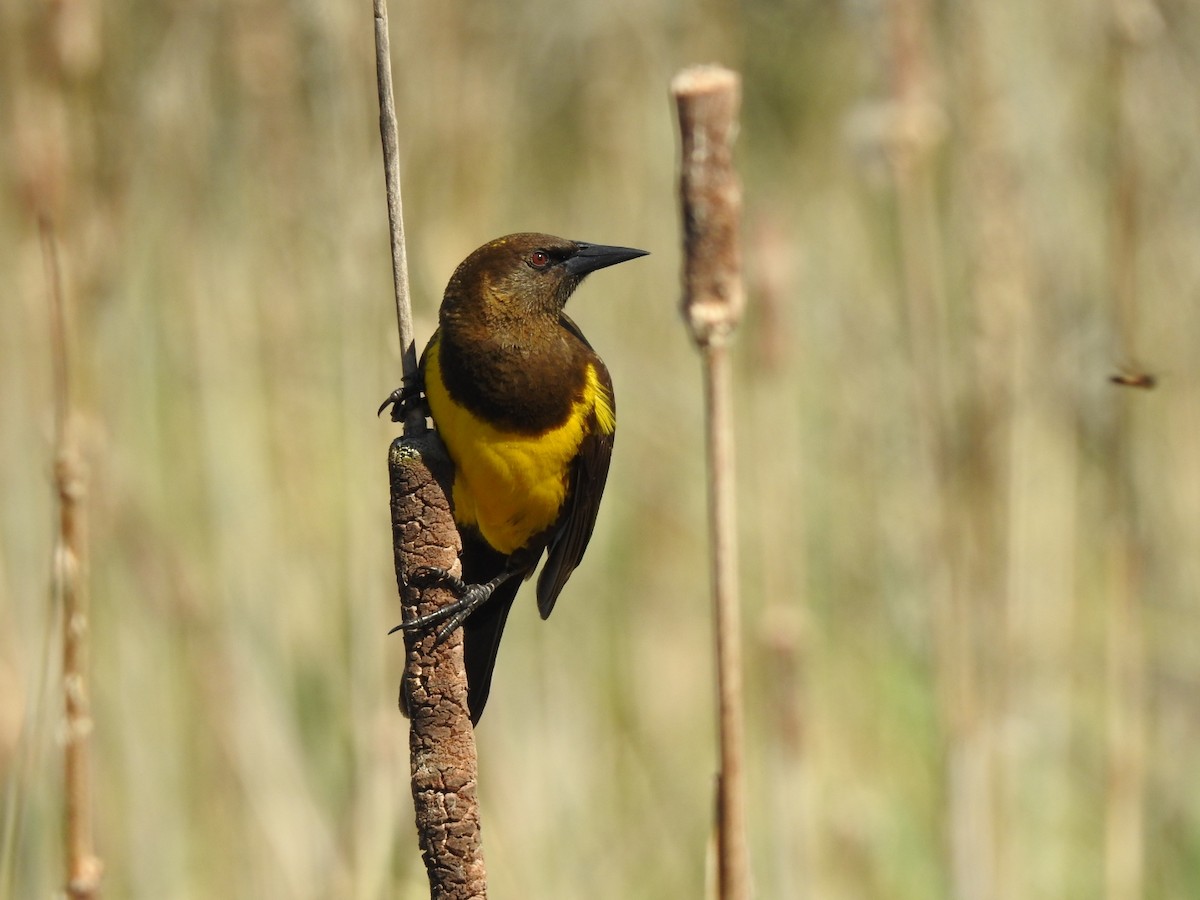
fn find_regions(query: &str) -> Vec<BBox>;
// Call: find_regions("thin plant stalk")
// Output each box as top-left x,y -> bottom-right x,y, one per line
373,0 -> 420,412
42,217 -> 103,899
672,64 -> 751,900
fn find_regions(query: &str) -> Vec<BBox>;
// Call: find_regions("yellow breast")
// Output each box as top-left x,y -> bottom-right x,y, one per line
424,336 -> 614,556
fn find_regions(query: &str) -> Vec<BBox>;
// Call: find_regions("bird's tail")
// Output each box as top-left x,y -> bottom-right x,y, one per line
462,574 -> 521,724
459,532 -> 530,724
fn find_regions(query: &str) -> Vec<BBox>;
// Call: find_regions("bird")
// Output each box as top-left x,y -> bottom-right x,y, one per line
379,232 -> 648,723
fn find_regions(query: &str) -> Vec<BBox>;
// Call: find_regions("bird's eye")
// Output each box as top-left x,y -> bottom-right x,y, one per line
528,250 -> 551,269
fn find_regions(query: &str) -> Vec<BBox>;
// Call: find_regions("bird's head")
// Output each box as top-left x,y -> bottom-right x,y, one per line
441,233 -> 648,328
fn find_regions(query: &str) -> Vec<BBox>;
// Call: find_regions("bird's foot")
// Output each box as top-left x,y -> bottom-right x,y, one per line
377,374 -> 427,423
390,566 -> 500,645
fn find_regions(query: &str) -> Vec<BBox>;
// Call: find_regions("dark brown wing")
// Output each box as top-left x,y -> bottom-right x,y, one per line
535,355 -> 614,620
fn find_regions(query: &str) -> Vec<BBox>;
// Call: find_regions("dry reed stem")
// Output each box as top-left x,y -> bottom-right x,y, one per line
672,65 -> 750,900
372,3 -> 485,894
42,217 -> 103,899
373,0 -> 420,422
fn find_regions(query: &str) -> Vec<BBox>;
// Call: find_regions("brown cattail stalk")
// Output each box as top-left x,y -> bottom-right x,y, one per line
388,437 -> 487,899
372,3 -> 485,895
672,64 -> 751,900
43,217 -> 103,899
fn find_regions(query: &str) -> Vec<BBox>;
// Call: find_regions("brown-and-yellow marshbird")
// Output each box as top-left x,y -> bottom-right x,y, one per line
380,233 -> 648,723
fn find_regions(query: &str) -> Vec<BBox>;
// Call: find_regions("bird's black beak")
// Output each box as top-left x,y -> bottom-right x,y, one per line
564,242 -> 649,277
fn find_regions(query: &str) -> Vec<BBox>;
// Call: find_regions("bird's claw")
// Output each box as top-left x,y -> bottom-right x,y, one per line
390,566 -> 497,645
377,374 -> 427,422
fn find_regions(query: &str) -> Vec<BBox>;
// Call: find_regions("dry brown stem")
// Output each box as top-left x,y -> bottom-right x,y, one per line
42,217 -> 103,899
672,65 -> 751,900
373,0 -> 419,418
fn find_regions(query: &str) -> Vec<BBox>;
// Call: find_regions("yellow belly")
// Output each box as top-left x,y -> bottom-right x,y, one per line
424,337 -> 614,556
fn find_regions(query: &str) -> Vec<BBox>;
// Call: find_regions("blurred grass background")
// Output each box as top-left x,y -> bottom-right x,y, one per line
4,0 -> 1200,897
